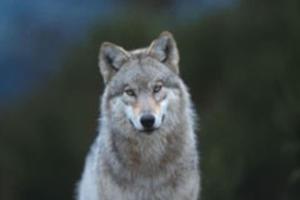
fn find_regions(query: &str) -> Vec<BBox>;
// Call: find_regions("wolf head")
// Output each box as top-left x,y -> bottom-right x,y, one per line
99,32 -> 189,136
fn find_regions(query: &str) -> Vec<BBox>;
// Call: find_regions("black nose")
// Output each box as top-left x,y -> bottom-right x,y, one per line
140,114 -> 155,130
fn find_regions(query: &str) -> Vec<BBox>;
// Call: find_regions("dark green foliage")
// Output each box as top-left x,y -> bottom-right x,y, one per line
1,0 -> 299,199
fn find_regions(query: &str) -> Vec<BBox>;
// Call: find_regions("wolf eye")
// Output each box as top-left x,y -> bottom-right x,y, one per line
124,88 -> 135,97
153,84 -> 162,93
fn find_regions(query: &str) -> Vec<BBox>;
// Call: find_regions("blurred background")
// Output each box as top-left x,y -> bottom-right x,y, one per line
0,0 -> 299,199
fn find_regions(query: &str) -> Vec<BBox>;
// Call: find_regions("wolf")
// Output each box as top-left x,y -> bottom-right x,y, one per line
77,31 -> 200,200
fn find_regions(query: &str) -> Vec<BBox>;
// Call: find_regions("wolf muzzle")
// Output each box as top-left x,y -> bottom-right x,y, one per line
140,114 -> 155,132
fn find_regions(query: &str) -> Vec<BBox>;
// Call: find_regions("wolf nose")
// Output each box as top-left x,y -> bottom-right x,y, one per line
140,114 -> 155,130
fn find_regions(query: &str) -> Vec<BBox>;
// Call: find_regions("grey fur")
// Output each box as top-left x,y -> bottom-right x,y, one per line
77,31 -> 200,200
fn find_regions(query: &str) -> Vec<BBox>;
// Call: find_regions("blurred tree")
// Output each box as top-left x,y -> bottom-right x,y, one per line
118,0 -> 175,10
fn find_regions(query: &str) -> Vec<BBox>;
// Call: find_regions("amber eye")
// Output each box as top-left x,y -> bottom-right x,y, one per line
124,88 -> 135,97
153,84 -> 162,94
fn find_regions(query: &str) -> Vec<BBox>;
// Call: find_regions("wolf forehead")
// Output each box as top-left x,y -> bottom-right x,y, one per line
110,57 -> 180,89
99,31 -> 180,85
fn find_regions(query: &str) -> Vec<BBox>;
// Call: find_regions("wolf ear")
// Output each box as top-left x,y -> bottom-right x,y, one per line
99,42 -> 130,83
148,31 -> 179,74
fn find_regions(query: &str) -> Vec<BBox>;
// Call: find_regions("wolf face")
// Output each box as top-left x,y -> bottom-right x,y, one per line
122,79 -> 168,132
99,32 -> 184,135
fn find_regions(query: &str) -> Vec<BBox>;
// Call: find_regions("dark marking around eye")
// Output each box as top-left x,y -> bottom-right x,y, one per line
125,88 -> 135,97
153,84 -> 162,93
